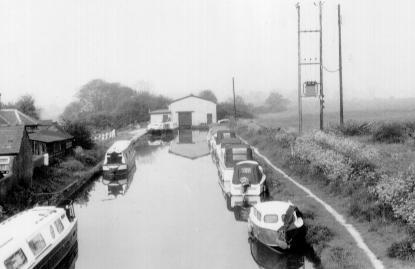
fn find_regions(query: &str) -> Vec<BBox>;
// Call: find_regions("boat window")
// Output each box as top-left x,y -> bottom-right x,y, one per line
50,225 -> 55,239
28,234 -> 47,256
253,208 -> 262,221
4,248 -> 27,269
54,219 -> 64,233
264,214 -> 279,223
107,152 -> 122,164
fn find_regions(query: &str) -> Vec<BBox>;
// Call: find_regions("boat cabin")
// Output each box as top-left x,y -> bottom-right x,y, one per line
0,206 -> 77,269
232,161 -> 263,186
224,144 -> 253,168
103,140 -> 135,179
214,130 -> 237,145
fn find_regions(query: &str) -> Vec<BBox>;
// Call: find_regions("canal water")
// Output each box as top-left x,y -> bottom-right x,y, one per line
70,130 -> 317,269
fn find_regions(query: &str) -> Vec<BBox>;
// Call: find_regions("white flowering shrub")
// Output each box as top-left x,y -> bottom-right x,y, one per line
311,131 -> 379,166
294,136 -> 352,182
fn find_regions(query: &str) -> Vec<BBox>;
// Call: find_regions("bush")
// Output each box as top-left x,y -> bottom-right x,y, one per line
331,120 -> 371,136
63,120 -> 94,149
387,239 -> 415,261
74,147 -> 100,166
373,122 -> 406,143
60,159 -> 85,171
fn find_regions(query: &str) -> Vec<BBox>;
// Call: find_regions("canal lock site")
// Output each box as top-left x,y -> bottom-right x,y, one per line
68,130 -> 320,269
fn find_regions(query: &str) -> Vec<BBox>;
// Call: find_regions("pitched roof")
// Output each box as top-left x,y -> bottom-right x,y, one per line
149,109 -> 170,115
0,109 -> 38,126
29,125 -> 73,143
170,94 -> 216,105
0,125 -> 25,155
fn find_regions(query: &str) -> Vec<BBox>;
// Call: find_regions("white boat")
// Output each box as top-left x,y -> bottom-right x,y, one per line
248,201 -> 305,251
209,129 -> 238,156
102,140 -> 136,180
217,144 -> 254,184
0,204 -> 77,269
230,160 -> 266,196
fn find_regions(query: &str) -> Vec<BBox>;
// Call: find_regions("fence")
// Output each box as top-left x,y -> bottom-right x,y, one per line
93,129 -> 116,141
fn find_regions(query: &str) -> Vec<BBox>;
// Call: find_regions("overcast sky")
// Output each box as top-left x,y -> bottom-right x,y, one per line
0,0 -> 414,118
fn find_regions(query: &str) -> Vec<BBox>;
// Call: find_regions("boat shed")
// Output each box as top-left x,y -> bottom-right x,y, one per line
168,94 -> 216,128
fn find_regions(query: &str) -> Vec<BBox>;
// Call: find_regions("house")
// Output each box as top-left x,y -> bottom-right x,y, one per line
0,126 -> 33,198
0,108 -> 38,132
169,95 -> 217,128
29,121 -> 74,164
148,94 -> 217,130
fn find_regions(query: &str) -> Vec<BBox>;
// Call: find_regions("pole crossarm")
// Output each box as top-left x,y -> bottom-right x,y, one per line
300,62 -> 320,65
300,30 -> 320,33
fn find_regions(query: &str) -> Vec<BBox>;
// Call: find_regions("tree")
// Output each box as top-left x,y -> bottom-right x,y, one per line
199,89 -> 218,103
62,120 -> 94,149
217,95 -> 254,120
264,91 -> 290,113
16,95 -> 40,119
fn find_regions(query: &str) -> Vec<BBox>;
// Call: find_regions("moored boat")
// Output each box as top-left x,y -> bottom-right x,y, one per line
0,203 -> 77,269
102,140 -> 135,180
217,144 -> 254,184
248,201 -> 305,251
230,160 -> 266,196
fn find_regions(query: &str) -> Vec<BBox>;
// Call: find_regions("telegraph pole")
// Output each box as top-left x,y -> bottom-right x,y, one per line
319,1 -> 324,130
338,4 -> 344,126
232,77 -> 237,121
296,3 -> 302,134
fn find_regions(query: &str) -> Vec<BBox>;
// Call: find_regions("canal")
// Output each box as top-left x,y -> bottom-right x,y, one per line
70,130 -> 316,269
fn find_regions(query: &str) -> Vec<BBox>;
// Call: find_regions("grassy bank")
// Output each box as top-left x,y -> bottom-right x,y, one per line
237,121 -> 415,269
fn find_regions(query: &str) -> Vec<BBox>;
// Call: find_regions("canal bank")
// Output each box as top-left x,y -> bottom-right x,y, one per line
0,127 -> 147,221
235,121 -> 412,269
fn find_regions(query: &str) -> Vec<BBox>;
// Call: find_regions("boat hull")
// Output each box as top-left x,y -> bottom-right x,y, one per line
33,222 -> 78,269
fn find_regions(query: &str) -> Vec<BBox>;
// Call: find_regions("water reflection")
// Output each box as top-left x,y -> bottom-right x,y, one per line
250,238 -> 306,269
169,130 -> 210,159
102,166 -> 135,199
148,132 -> 176,146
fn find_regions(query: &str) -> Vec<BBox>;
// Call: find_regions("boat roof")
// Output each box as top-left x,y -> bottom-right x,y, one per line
0,207 -> 64,251
224,143 -> 250,149
106,140 -> 131,153
235,160 -> 259,167
254,201 -> 294,215
220,137 -> 241,146
216,129 -> 235,135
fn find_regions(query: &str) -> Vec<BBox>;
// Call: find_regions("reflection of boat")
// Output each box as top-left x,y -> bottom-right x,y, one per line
102,140 -> 136,179
102,166 -> 135,198
55,240 -> 78,269
0,203 -> 78,269
248,201 -> 305,251
217,144 -> 254,186
169,130 -> 210,159
230,160 -> 266,196
249,237 -> 305,269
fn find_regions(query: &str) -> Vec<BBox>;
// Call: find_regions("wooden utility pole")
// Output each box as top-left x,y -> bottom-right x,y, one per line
338,4 -> 344,126
232,77 -> 237,120
296,3 -> 302,134
319,1 -> 324,130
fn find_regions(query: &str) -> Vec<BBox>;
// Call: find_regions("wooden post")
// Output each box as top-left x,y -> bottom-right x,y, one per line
338,4 -> 344,126
319,1 -> 324,131
232,77 -> 237,121
296,3 -> 302,134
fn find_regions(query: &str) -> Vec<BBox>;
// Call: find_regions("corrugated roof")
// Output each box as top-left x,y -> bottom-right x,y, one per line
0,125 -> 25,155
29,128 -> 73,143
0,109 -> 38,126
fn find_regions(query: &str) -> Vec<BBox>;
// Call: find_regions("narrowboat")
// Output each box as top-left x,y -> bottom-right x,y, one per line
0,203 -> 77,269
217,144 -> 254,185
248,201 -> 305,251
102,140 -> 136,179
230,160 -> 266,196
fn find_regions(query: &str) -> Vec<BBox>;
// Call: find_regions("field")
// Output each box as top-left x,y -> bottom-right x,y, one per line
256,109 -> 415,133
238,108 -> 415,268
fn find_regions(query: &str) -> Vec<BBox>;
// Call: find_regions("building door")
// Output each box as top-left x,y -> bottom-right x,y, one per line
207,113 -> 212,124
178,112 -> 192,129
